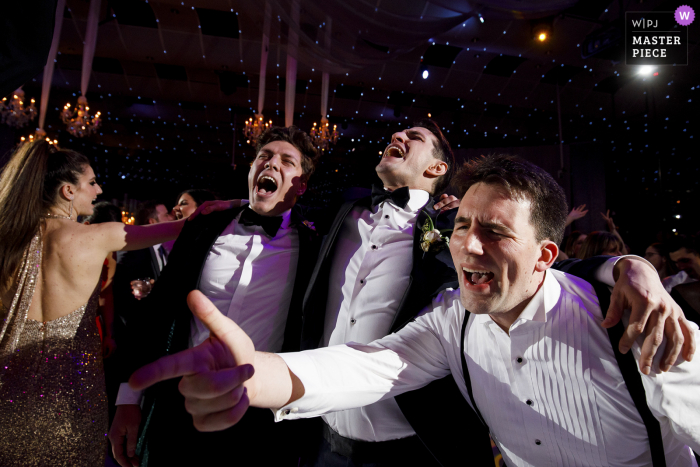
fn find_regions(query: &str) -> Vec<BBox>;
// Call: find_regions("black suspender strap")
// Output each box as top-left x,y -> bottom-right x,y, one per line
591,280 -> 667,467
460,308 -> 488,429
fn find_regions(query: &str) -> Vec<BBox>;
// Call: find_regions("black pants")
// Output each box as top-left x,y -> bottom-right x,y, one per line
301,426 -> 441,467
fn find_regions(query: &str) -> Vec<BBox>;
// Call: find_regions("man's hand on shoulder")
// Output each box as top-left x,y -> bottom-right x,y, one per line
604,256 -> 696,375
433,194 -> 460,212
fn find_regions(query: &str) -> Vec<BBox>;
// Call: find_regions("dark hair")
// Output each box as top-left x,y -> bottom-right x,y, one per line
256,126 -> 318,181
666,235 -> 699,256
84,201 -> 122,224
0,141 -> 90,294
454,154 -> 568,246
564,231 -> 586,258
577,231 -> 622,259
647,242 -> 678,276
413,119 -> 455,195
135,200 -> 167,226
176,189 -> 217,208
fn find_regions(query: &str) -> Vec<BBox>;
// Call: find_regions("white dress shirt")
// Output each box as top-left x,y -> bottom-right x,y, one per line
152,243 -> 166,271
663,270 -> 698,293
321,189 -> 429,441
117,206 -> 299,405
277,268 -> 700,467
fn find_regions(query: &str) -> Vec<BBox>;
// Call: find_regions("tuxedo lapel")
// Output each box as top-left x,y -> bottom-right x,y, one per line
300,196 -> 371,350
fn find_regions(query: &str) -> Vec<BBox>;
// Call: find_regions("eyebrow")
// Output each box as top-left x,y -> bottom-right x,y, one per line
259,149 -> 299,161
454,216 -> 515,234
405,129 -> 425,140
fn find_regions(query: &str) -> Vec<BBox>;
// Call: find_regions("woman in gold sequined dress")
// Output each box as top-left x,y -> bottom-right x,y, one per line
0,141 -> 194,466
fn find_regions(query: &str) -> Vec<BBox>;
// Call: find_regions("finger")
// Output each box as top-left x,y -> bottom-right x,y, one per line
679,315 -> 696,362
601,287 -> 626,329
129,345 -> 209,390
184,384 -> 246,415
126,422 -> 139,458
110,431 -> 130,467
187,291 -> 250,352
193,390 -> 250,432
618,299 -> 655,355
637,311 -> 661,375
179,365 -> 253,399
660,314 -> 684,372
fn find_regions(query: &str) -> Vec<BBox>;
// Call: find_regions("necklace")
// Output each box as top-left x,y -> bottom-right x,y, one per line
43,213 -> 74,221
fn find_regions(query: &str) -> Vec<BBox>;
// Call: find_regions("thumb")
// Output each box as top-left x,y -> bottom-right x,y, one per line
187,290 -> 255,364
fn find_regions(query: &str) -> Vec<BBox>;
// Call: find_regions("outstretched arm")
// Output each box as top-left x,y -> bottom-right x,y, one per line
128,291 -> 303,430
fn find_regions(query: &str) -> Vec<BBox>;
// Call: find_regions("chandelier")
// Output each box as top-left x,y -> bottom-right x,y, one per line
20,128 -> 57,145
61,96 -> 101,137
244,114 -> 272,147
310,119 -> 339,152
0,89 -> 37,128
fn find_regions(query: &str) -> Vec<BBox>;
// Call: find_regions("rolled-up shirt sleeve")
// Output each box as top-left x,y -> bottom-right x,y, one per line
274,295 -> 456,422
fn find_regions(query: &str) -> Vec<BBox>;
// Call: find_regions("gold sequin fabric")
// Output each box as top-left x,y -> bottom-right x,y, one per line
0,235 -> 107,466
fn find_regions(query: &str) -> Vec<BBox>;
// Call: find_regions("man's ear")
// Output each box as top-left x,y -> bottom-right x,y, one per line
536,241 -> 559,272
148,218 -> 158,225
296,177 -> 308,197
425,160 -> 448,178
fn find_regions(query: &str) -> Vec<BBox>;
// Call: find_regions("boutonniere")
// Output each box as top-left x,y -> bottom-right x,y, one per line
302,220 -> 316,231
420,210 -> 452,253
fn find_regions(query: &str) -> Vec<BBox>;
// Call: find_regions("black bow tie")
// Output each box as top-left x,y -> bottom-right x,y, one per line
371,184 -> 411,209
239,208 -> 283,237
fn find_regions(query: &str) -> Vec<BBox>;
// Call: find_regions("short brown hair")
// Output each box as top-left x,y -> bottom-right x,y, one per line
256,126 -> 318,180
413,119 -> 454,195
454,154 -> 568,246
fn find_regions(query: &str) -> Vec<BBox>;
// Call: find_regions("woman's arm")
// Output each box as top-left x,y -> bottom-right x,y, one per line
90,218 -> 187,255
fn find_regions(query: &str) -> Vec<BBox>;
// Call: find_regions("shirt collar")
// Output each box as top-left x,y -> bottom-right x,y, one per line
474,269 -> 562,329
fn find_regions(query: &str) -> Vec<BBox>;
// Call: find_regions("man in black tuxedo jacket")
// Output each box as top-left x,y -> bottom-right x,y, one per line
108,126 -> 321,467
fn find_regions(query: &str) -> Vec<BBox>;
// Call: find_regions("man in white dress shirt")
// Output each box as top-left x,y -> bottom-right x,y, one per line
108,126 -> 321,467
130,154 -> 699,467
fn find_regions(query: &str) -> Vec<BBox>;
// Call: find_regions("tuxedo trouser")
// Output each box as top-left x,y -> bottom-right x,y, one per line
301,423 -> 442,467
141,384 -> 319,466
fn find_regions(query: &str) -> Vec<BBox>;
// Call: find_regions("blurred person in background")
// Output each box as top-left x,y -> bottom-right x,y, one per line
577,231 -> 624,259
644,242 -> 677,281
564,230 -> 587,258
663,236 -> 700,293
172,188 -> 217,220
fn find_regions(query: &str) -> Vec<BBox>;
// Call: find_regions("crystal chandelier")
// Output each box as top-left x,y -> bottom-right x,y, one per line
0,89 -> 37,128
20,128 -> 57,145
61,96 -> 101,137
244,114 -> 272,147
310,119 -> 339,152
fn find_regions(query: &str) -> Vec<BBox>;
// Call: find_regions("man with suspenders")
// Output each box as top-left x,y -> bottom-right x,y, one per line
130,154 -> 699,466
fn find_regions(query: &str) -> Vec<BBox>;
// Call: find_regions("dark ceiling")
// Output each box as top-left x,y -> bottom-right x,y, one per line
4,0 -> 699,246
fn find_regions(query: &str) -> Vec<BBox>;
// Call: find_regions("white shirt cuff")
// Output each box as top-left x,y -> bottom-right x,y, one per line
116,382 -> 144,406
593,255 -> 656,287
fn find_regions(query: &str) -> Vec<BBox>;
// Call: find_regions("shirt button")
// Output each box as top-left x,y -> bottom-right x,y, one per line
385,215 -> 389,219
526,399 -> 533,406
283,409 -> 291,416
371,245 -> 377,250
516,357 -> 523,364
350,318 -> 356,324
535,439 -> 542,446
360,279 -> 364,284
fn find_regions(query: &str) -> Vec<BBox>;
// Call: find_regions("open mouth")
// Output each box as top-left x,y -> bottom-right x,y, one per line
463,268 -> 495,286
383,144 -> 405,159
256,175 -> 278,195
